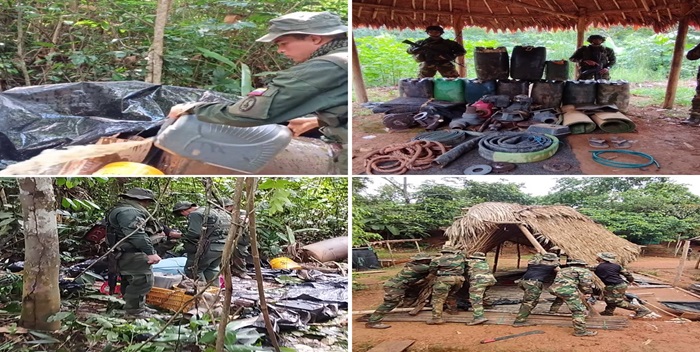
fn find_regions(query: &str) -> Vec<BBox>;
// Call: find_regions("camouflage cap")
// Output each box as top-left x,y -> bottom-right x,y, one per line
410,253 -> 432,261
542,253 -> 559,262
221,198 -> 234,207
567,258 -> 587,266
256,11 -> 348,42
469,252 -> 487,260
172,201 -> 196,213
597,252 -> 616,263
120,187 -> 155,200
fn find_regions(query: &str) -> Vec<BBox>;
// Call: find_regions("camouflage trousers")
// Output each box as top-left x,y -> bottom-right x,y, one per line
515,279 -> 544,321
549,286 -> 587,334
578,71 -> 610,80
368,285 -> 406,323
602,283 -> 642,314
418,62 -> 459,78
430,276 -> 464,319
185,249 -> 223,283
469,275 -> 496,319
689,67 -> 700,120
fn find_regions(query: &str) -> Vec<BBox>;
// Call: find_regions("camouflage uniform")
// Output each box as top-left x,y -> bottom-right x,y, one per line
570,40 -> 616,80
593,252 -> 651,317
428,248 -> 466,322
466,253 -> 496,322
407,37 -> 465,78
514,253 -> 560,323
685,43 -> 700,124
175,202 -> 232,283
367,258 -> 431,324
105,189 -> 159,314
548,261 -> 594,335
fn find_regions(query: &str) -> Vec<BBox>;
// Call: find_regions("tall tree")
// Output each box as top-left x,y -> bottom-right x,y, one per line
18,177 -> 61,331
146,0 -> 172,84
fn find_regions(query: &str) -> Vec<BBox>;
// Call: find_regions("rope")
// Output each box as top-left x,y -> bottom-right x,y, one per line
363,140 -> 448,175
590,150 -> 660,169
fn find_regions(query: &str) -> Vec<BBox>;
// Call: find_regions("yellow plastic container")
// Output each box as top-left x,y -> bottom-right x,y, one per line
269,257 -> 302,270
93,162 -> 164,175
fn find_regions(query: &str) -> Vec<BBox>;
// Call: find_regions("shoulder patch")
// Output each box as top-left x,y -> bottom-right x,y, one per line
239,97 -> 257,112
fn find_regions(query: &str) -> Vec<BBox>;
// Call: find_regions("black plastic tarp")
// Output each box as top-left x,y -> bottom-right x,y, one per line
0,81 -> 238,168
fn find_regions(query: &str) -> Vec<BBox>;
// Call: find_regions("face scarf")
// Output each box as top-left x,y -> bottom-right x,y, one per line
308,38 -> 348,60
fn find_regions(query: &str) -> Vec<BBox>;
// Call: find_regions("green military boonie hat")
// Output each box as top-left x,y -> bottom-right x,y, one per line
410,253 -> 432,261
256,11 -> 348,42
542,253 -> 559,262
222,198 -> 234,207
469,252 -> 487,260
120,187 -> 155,200
597,252 -> 616,263
567,258 -> 587,266
172,201 -> 196,213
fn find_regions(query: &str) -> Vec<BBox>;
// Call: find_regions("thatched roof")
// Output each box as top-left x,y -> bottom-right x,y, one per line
352,0 -> 700,32
444,202 -> 640,266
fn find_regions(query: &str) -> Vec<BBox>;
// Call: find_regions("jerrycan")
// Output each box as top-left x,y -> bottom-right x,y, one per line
434,78 -> 466,103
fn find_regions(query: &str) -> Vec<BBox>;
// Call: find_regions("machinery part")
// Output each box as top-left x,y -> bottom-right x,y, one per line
590,150 -> 660,169
449,113 -> 483,129
478,132 -> 559,163
543,161 -> 571,172
413,111 -> 443,130
472,100 -> 494,118
434,136 -> 484,167
491,162 -> 516,173
493,111 -> 526,122
480,94 -> 511,108
526,123 -> 571,137
464,164 -> 492,175
532,109 -> 559,124
413,130 -> 469,146
383,113 -> 417,130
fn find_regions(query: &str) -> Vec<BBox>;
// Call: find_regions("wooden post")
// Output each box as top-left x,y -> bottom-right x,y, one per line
414,240 -> 421,252
386,242 -> 395,265
673,240 -> 691,287
352,37 -> 369,103
695,250 -> 700,269
493,243 -> 501,273
663,2 -> 691,109
517,224 -> 546,254
516,243 -> 521,269
453,16 -> 465,77
574,17 -> 589,80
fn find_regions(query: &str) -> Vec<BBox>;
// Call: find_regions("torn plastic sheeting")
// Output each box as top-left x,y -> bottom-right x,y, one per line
273,299 -> 339,324
282,282 -> 348,306
268,305 -> 310,330
0,81 -> 239,166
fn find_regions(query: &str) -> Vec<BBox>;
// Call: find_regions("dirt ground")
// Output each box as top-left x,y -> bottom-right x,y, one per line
352,86 -> 700,175
352,248 -> 700,352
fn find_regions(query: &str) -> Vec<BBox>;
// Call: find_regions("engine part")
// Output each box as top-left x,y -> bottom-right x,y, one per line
464,164 -> 493,175
491,162 -> 516,173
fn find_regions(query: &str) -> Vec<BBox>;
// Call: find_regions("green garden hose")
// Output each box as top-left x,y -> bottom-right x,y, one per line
590,150 -> 660,169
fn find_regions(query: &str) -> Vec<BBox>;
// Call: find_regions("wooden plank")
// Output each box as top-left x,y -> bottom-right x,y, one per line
367,340 -> 416,352
673,240 -> 691,286
351,38 -> 368,103
517,224 -> 546,254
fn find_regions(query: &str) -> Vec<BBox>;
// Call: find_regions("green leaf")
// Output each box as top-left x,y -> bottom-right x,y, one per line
197,47 -> 237,68
47,311 -> 74,322
28,330 -> 60,343
241,63 -> 252,95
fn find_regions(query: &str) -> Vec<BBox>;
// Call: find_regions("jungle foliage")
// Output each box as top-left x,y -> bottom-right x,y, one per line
353,177 -> 700,246
354,26 -> 700,88
0,0 -> 347,93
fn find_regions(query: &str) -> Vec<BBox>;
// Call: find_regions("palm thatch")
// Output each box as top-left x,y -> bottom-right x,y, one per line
445,202 -> 640,266
352,0 -> 700,33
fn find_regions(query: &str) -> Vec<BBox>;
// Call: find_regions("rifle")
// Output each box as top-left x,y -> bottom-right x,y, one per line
402,39 -> 466,68
580,51 -> 605,80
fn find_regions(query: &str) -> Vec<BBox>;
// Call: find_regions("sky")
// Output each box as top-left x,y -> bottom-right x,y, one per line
361,176 -> 700,197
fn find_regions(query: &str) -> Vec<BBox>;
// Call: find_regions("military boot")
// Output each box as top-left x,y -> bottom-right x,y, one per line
633,307 -> 652,319
573,330 -> 598,337
426,318 -> 445,325
599,311 -> 614,316
445,307 -> 459,315
512,319 -> 533,327
125,309 -> 152,319
466,317 -> 488,326
365,322 -> 391,329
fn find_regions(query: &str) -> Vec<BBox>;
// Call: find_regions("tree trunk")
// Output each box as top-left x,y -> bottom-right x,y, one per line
18,177 -> 61,331
146,0 -> 172,84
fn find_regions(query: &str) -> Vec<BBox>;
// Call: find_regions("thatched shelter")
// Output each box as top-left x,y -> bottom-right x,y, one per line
444,202 -> 640,266
351,0 -> 700,107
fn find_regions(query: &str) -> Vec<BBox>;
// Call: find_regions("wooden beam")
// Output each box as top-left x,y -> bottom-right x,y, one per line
663,8 -> 689,108
517,243 -> 521,269
352,4 -> 572,20
517,224 -> 546,254
454,15 -> 465,77
352,37 -> 369,103
493,243 -> 501,273
673,240 -> 690,286
490,0 -> 574,18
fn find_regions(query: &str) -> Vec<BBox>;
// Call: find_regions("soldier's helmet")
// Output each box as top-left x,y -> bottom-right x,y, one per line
426,25 -> 444,33
542,253 -> 559,262
597,252 -> 616,263
567,258 -> 587,266
120,187 -> 155,200
410,253 -> 433,261
469,252 -> 487,260
587,34 -> 606,43
172,201 -> 197,213
256,11 -> 348,43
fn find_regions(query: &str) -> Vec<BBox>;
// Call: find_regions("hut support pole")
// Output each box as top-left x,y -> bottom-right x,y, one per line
517,243 -> 521,269
663,3 -> 690,109
574,17 -> 590,80
493,243 -> 501,273
695,251 -> 700,269
517,224 -> 546,254
352,37 -> 369,103
453,16 -> 465,77
673,240 -> 691,286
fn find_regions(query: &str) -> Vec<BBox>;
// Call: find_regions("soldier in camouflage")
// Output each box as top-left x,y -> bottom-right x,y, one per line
548,258 -> 597,337
593,252 -> 652,318
513,252 -> 560,326
365,253 -> 433,329
105,188 -> 162,318
683,43 -> 700,125
465,252 -> 497,325
426,245 -> 466,325
570,34 -> 616,80
407,26 -> 466,78
173,202 -> 232,283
